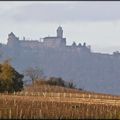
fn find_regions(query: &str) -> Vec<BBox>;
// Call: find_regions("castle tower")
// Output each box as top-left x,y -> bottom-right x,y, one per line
57,26 -> 63,38
7,32 -> 19,48
8,32 -> 19,42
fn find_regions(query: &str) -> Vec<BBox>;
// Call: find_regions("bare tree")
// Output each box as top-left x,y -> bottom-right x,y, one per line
66,80 -> 76,89
25,66 -> 44,84
67,82 -> 76,89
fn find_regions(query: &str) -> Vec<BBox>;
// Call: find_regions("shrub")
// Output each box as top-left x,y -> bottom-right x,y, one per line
47,77 -> 65,87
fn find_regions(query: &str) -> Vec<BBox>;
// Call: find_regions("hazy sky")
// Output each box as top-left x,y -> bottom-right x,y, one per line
0,1 -> 120,53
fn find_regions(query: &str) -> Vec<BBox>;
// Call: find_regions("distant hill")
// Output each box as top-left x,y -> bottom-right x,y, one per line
0,27 -> 120,95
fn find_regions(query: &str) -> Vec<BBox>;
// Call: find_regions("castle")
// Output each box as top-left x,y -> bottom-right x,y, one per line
7,26 -> 91,53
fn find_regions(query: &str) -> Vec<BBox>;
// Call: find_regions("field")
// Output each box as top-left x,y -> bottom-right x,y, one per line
0,85 -> 120,119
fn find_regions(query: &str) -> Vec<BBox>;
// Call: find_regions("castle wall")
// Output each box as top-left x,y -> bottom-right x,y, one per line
19,40 -> 44,48
43,37 -> 65,48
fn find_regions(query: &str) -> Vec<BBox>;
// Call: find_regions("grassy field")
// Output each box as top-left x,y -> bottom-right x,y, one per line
0,85 -> 120,119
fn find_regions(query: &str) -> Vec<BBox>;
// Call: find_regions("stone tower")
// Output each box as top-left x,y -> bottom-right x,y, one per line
57,26 -> 63,38
7,32 -> 19,48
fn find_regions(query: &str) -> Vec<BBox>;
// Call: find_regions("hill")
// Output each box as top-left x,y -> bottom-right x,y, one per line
1,28 -> 120,95
24,84 -> 81,93
1,84 -> 120,119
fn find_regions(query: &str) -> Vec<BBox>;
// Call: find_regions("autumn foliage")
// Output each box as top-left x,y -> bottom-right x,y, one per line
0,60 -> 24,92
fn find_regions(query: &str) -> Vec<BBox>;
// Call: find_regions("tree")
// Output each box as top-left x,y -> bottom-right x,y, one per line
47,77 -> 65,87
67,81 -> 76,89
0,60 -> 24,92
25,66 -> 44,84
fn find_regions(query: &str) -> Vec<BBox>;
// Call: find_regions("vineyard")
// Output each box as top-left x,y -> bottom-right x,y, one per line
1,86 -> 120,119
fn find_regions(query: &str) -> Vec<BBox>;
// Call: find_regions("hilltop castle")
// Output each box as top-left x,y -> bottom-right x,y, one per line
1,26 -> 120,95
7,26 -> 91,53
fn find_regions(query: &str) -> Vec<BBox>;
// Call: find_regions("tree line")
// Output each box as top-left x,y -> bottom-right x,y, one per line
0,60 -> 82,93
25,67 -> 79,89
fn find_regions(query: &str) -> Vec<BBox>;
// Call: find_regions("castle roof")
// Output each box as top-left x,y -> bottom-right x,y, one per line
9,32 -> 15,36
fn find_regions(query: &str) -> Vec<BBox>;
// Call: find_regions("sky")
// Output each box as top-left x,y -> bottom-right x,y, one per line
0,1 -> 120,53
